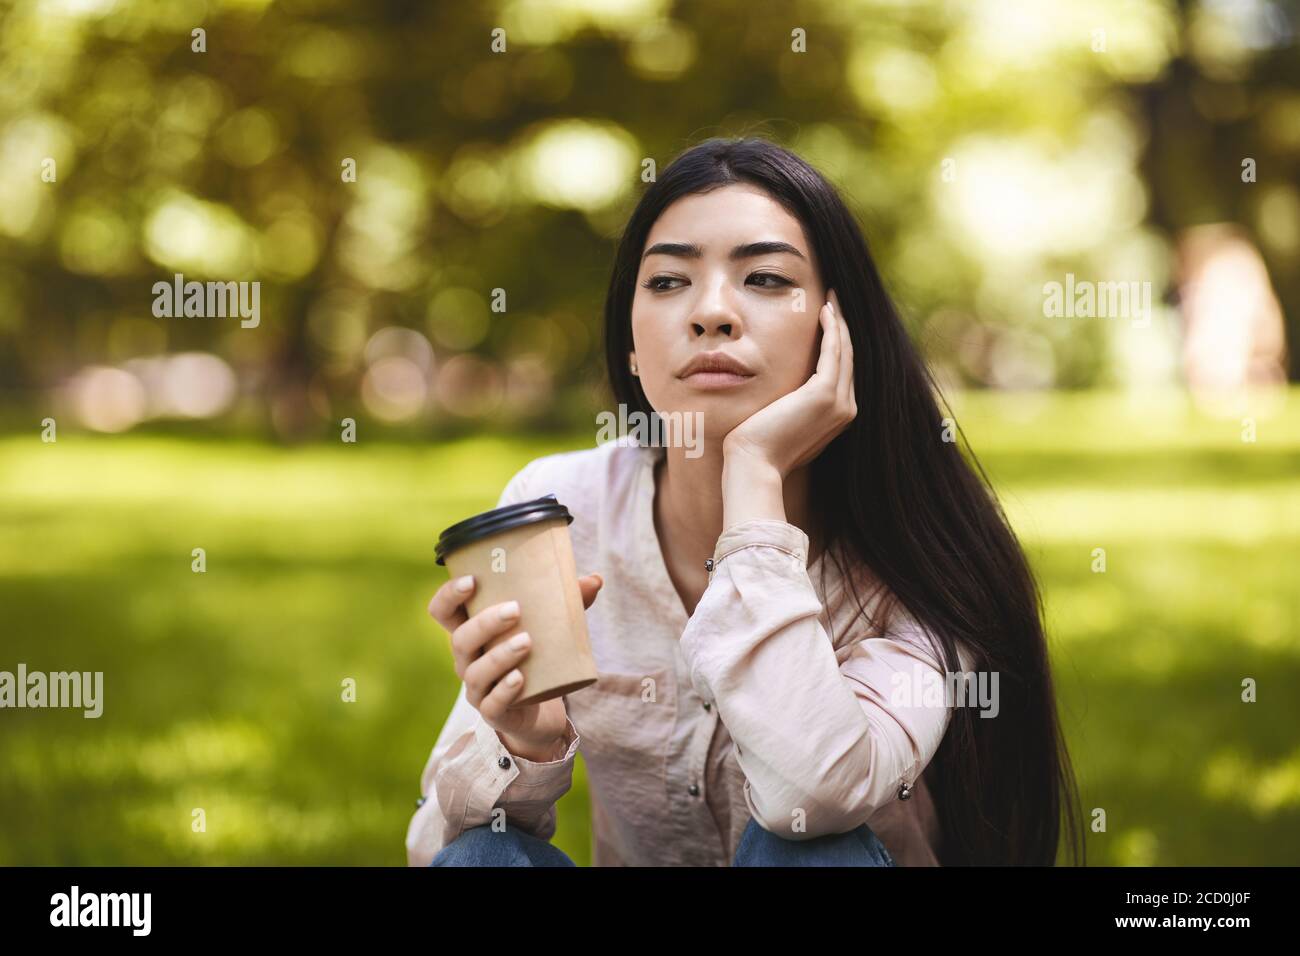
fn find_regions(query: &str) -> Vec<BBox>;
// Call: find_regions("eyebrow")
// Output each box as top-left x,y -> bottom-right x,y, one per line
640,240 -> 806,262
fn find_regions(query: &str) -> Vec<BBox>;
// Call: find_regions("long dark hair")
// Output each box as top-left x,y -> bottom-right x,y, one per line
602,136 -> 1084,866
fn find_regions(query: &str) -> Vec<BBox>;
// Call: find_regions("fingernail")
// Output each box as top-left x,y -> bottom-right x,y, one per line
511,633 -> 530,650
506,670 -> 522,684
826,297 -> 835,316
454,576 -> 474,593
499,601 -> 520,621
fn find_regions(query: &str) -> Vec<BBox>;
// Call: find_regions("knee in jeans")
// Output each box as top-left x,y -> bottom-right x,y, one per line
734,817 -> 896,867
430,825 -> 529,867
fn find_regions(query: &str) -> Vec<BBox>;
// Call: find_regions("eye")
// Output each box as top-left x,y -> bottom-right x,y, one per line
747,272 -> 793,289
641,274 -> 686,292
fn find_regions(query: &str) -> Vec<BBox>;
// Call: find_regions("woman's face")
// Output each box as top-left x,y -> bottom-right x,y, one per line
630,183 -> 826,443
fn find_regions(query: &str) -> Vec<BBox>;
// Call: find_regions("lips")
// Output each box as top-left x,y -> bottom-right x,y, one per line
679,352 -> 755,378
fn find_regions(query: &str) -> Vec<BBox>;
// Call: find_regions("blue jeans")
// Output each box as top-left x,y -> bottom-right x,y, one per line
429,818 -> 897,867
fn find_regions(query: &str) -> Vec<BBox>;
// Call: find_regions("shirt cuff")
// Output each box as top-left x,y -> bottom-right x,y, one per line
474,711 -> 580,794
711,518 -> 810,572
685,518 -> 821,707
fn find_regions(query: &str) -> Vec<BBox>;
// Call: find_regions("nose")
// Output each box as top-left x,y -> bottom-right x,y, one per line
688,277 -> 743,339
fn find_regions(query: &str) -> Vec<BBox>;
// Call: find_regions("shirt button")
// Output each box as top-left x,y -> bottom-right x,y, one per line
498,756 -> 511,769
415,796 -> 427,809
702,701 -> 711,711
688,783 -> 700,797
898,783 -> 912,800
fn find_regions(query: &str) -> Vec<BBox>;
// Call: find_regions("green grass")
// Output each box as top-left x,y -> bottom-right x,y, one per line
1,387 -> 1297,865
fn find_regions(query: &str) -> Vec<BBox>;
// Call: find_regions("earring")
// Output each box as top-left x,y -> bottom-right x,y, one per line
629,356 -> 639,375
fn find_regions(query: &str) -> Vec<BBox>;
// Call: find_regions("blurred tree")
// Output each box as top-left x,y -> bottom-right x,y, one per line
0,0 -> 1294,436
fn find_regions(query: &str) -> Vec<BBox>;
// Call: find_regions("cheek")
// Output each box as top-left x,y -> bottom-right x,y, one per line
766,314 -> 822,392
629,306 -> 662,367
798,317 -> 822,377
630,290 -> 664,344
629,307 -> 673,399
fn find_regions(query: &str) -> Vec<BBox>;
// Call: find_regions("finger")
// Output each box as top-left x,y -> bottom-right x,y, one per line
429,575 -> 475,633
827,292 -> 842,375
837,312 -> 853,406
819,292 -> 842,397
465,630 -> 532,708
832,291 -> 852,377
814,296 -> 838,382
828,287 -> 843,317
578,572 -> 603,610
477,665 -> 527,723
450,599 -> 522,674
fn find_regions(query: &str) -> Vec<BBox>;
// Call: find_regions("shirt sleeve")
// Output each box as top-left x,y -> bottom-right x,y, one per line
404,458 -> 583,867
677,517 -> 958,840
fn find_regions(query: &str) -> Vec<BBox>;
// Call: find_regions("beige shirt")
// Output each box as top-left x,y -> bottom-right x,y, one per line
406,439 -> 973,867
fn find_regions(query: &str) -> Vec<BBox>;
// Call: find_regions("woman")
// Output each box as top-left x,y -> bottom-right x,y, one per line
406,137 -> 1084,867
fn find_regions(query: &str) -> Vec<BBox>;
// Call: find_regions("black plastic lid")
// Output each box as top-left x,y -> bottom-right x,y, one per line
435,494 -> 574,565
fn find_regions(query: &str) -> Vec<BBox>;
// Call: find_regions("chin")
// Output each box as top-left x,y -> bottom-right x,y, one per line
635,398 -> 726,448
699,415 -> 743,445
684,404 -> 757,446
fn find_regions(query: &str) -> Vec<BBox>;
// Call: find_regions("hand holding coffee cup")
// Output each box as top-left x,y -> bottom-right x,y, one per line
428,571 -> 603,761
431,495 -> 602,762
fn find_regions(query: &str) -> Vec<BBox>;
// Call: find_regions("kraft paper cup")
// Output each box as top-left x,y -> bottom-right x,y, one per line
435,495 -> 599,707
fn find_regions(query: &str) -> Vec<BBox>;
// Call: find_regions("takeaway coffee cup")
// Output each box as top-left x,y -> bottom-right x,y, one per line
435,495 -> 599,707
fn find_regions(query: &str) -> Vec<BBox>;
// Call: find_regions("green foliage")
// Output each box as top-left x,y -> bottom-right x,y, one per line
2,0 -> 1295,436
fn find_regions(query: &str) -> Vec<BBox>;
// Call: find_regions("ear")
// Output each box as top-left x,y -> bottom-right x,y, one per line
628,351 -> 639,376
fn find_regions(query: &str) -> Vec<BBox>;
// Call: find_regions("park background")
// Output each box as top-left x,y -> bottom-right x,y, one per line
1,0 -> 1297,865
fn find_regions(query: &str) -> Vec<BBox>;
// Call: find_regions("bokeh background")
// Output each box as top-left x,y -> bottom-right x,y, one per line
1,0 -> 1297,865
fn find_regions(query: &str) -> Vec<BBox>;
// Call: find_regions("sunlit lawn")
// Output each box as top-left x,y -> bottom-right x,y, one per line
1,388 -> 1297,865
